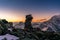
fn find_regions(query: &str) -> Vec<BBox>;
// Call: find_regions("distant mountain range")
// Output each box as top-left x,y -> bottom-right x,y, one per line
40,15 -> 60,32
13,15 -> 60,32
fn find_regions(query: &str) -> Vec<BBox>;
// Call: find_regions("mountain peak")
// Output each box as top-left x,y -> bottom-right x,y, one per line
40,15 -> 60,32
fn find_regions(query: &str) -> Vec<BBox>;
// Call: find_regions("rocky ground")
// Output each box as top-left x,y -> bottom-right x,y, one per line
0,18 -> 60,40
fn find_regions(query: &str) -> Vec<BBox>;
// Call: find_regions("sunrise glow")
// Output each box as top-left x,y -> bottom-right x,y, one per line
0,0 -> 59,22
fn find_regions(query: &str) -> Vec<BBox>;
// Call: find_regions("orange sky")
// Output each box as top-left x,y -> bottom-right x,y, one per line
0,0 -> 60,22
0,9 -> 59,22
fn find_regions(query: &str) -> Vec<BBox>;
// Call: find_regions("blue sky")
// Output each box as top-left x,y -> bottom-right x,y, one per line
0,0 -> 60,22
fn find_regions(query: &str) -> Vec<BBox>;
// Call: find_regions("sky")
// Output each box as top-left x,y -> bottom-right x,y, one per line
0,0 -> 60,22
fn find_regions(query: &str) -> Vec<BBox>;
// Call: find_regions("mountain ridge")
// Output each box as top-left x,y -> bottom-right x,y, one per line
40,15 -> 60,32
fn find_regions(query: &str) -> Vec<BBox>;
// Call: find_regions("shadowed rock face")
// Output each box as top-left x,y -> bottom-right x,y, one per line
40,15 -> 60,32
24,14 -> 33,30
